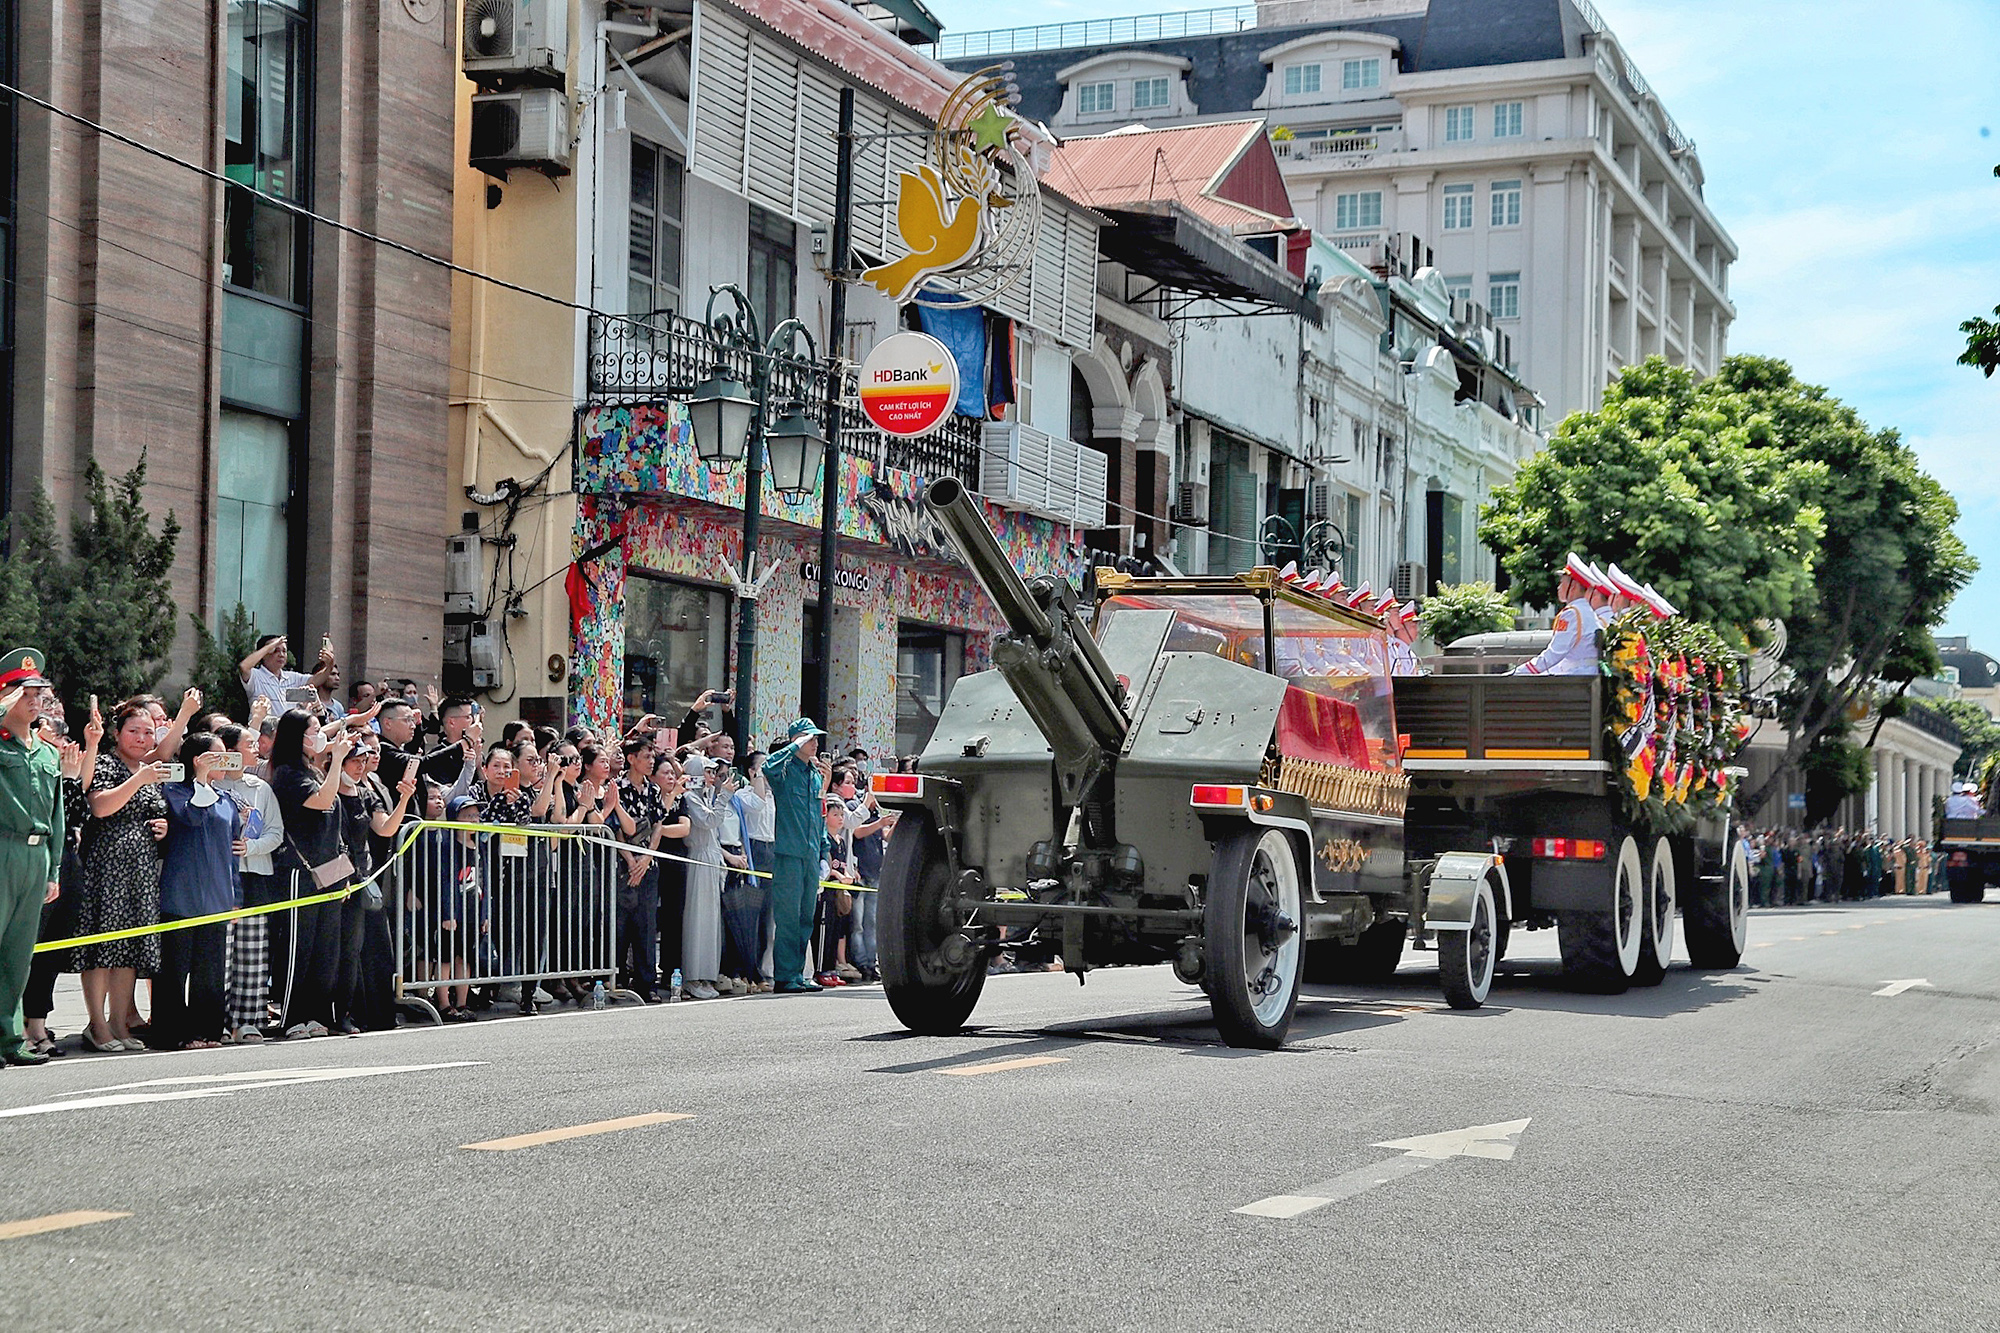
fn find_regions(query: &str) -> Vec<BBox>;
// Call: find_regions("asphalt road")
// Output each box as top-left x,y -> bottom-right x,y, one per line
5,894 -> 1999,1332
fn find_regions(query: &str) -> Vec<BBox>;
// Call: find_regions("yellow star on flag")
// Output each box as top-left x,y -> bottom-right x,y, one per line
967,101 -> 1014,154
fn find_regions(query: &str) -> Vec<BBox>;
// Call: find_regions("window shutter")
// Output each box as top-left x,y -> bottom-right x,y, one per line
691,7 -> 749,194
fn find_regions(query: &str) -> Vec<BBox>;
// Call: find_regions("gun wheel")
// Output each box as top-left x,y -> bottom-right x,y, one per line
1437,871 -> 1497,1009
1204,826 -> 1303,1049
879,809 -> 987,1035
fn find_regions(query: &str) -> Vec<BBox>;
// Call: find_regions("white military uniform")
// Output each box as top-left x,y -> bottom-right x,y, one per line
1515,598 -> 1602,676
1946,790 -> 1983,819
1388,640 -> 1421,676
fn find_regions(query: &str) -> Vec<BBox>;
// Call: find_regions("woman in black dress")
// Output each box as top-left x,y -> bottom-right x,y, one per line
73,702 -> 173,1052
268,709 -> 354,1039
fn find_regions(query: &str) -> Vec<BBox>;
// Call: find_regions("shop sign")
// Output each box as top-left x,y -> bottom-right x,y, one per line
859,332 -> 958,439
801,561 -> 876,594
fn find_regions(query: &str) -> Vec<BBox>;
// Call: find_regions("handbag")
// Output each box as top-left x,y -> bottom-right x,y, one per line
285,831 -> 354,891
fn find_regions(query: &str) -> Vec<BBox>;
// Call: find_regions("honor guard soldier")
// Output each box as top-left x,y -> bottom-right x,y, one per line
0,647 -> 63,1069
1515,553 -> 1606,676
1386,601 -> 1423,675
1604,563 -> 1646,616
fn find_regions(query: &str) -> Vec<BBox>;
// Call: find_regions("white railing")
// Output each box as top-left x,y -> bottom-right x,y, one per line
1273,131 -> 1382,160
929,0 -> 1414,58
1329,231 -> 1381,252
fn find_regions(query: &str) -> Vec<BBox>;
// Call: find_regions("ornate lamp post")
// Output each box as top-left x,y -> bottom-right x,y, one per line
686,284 -> 828,752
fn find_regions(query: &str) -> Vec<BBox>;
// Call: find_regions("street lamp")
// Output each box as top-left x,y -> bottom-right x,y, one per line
687,370 -> 757,469
764,400 -> 827,499
696,283 -> 828,751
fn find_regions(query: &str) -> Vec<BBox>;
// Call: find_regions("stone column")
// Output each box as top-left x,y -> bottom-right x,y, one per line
1905,760 -> 1922,841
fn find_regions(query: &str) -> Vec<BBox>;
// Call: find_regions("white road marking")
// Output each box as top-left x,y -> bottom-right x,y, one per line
0,1063 -> 484,1119
1872,979 -> 1933,997
1235,1118 -> 1530,1218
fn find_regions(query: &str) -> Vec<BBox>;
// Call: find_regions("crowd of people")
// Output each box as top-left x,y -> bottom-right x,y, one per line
1742,827 -> 1949,906
0,635 -> 919,1071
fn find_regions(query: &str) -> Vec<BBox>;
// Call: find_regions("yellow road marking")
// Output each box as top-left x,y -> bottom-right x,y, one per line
1752,942 -> 1776,948
0,1211 -> 131,1241
461,1112 -> 693,1151
1820,930 -> 1841,936
938,1055 -> 1070,1077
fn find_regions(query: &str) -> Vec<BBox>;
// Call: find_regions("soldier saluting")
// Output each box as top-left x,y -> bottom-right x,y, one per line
1514,553 -> 1607,677
0,647 -> 63,1069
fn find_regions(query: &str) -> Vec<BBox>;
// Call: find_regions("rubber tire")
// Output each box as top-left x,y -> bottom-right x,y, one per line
1437,873 -> 1497,1010
1204,827 -> 1305,1049
879,809 -> 987,1036
1558,834 -> 1644,993
1302,921 -> 1406,985
1685,834 -> 1750,969
1947,865 -> 1987,904
1632,836 -> 1676,987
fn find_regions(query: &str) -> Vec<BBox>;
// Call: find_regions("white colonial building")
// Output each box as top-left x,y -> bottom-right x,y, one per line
941,0 -> 1737,422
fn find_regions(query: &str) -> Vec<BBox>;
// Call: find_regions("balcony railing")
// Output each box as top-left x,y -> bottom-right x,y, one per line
1272,130 -> 1401,162
586,311 -> 980,488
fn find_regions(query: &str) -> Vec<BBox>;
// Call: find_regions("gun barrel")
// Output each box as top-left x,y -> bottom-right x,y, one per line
925,477 -> 1051,644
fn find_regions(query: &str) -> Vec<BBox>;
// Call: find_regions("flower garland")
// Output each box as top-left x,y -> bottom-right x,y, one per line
1601,609 -> 1745,832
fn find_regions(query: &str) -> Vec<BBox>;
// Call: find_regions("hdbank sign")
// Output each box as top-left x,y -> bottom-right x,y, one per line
859,331 -> 958,439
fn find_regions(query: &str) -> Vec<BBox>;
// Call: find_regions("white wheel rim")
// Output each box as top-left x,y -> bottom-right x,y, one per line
1612,836 -> 1644,974
1244,830 -> 1302,1027
1464,879 -> 1496,1002
1727,839 -> 1750,951
1649,837 -> 1676,969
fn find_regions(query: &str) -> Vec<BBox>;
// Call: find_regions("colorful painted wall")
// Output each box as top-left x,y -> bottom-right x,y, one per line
571,401 -> 1083,753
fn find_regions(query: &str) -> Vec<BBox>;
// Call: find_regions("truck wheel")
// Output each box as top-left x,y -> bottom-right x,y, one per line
1204,827 -> 1305,1049
1947,865 -> 1986,904
1558,834 -> 1644,992
1437,873 -> 1497,1009
1302,922 -> 1405,985
1684,835 -> 1750,968
1632,836 -> 1676,987
879,809 -> 987,1036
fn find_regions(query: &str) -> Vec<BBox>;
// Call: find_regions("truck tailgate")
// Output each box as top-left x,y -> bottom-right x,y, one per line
1394,675 -> 1604,765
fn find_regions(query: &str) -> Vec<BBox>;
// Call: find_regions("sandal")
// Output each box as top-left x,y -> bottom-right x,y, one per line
234,1027 -> 265,1044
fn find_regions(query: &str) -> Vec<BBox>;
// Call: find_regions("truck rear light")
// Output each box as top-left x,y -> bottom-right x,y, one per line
1190,784 -> 1247,809
873,773 -> 922,797
1531,837 -> 1606,860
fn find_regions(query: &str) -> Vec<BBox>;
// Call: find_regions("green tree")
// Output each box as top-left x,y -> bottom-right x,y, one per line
189,603 -> 259,723
1908,697 -> 2000,779
1418,581 -> 1515,646
1480,358 -> 1827,636
0,492 -> 57,651
1481,356 -> 1976,820
27,454 -> 182,712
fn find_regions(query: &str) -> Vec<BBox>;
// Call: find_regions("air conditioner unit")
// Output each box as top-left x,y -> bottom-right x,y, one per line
463,0 -> 568,89
1306,479 -> 1334,522
470,88 -> 571,178
1171,481 -> 1208,527
445,534 -> 483,622
1393,561 -> 1428,601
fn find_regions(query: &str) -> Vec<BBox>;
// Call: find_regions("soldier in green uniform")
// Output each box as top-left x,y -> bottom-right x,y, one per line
0,647 -> 64,1069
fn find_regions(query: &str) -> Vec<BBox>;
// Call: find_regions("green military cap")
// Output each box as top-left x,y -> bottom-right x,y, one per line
0,646 -> 53,691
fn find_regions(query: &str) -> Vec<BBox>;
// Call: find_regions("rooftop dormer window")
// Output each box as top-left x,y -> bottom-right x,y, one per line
1341,57 -> 1381,90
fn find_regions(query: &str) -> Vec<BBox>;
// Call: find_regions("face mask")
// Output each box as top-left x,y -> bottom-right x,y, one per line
153,725 -> 170,745
304,731 -> 326,755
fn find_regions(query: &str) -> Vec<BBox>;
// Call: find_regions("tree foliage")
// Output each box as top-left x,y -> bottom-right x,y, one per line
0,454 -> 182,712
1481,355 -> 1976,819
1480,358 -> 1826,640
1908,697 -> 2000,780
1418,581 -> 1515,647
1958,164 -> 2000,377
189,603 -> 259,723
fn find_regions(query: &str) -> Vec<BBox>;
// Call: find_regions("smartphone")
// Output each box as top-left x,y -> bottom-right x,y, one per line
216,752 -> 244,774
502,768 -> 521,794
283,686 -> 318,704
164,762 -> 186,783
89,693 -> 99,716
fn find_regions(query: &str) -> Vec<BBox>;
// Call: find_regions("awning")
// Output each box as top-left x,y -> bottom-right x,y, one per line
1095,200 -> 1320,323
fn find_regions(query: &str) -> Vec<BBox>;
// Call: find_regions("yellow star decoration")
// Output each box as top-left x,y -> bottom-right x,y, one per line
966,101 -> 1014,155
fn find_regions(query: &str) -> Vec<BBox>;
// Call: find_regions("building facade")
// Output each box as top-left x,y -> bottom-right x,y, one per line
5,0 -> 457,685
453,0 -> 1107,754
942,0 -> 1736,422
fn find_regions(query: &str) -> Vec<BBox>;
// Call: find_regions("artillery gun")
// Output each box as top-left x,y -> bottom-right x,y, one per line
871,478 -> 1506,1048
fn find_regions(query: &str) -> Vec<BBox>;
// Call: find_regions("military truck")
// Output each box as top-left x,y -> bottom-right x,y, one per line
1392,641 -> 1749,992
1940,775 -> 2000,902
872,478 -> 1513,1048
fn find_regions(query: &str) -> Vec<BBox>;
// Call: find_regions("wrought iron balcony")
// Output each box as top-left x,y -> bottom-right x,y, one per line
586,310 -> 981,488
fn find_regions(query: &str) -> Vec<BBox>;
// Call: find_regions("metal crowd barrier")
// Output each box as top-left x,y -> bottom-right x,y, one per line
390,820 -> 627,1023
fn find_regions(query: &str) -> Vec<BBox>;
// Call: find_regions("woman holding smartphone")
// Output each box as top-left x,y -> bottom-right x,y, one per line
155,732 -> 244,1049
72,702 -> 173,1051
268,709 -> 353,1039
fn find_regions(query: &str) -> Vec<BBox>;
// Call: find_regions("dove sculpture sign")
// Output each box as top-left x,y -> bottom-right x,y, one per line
858,332 -> 959,439
860,67 -> 1041,307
